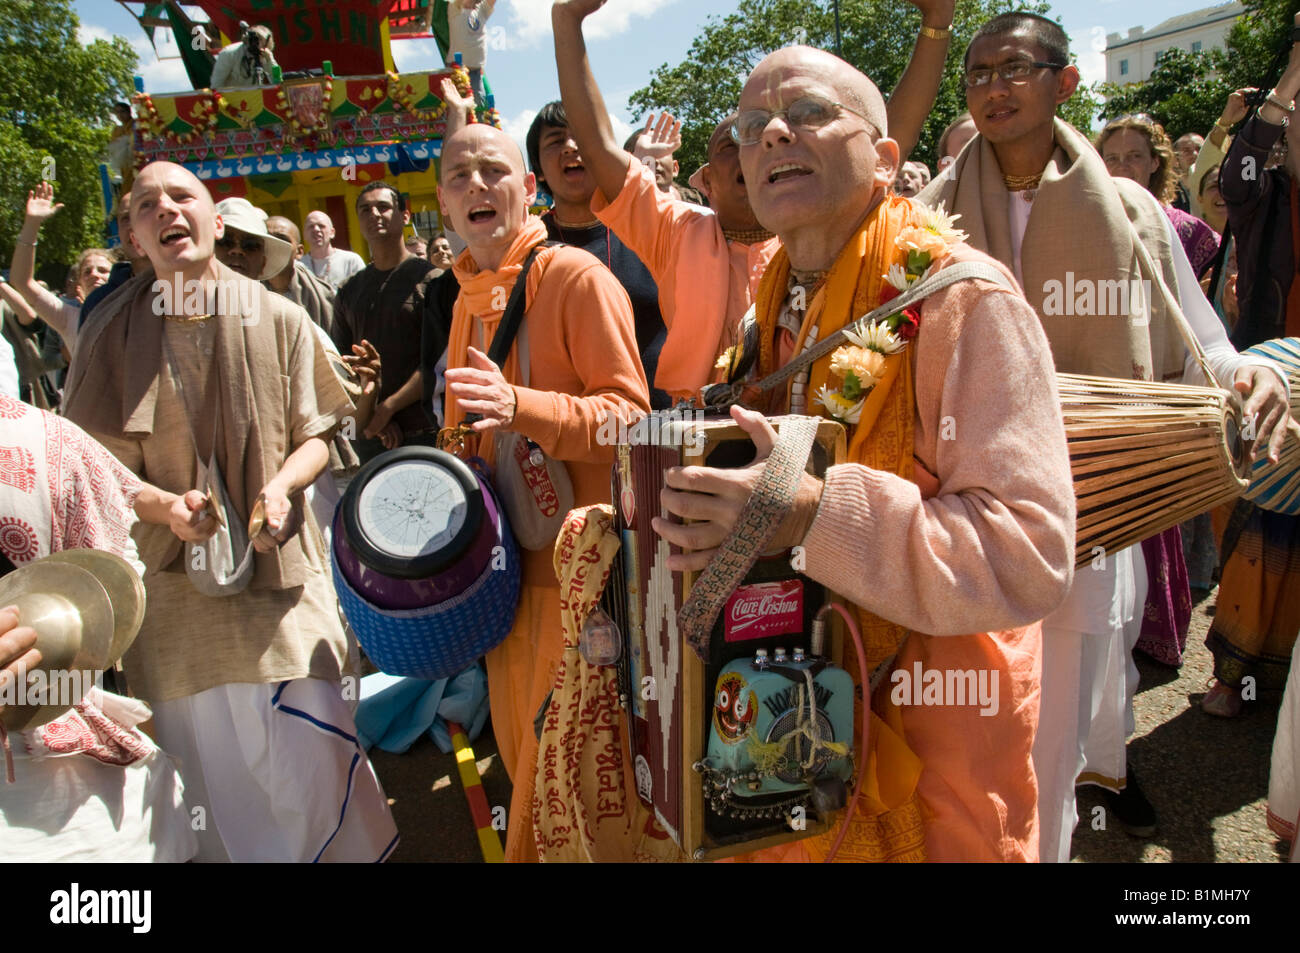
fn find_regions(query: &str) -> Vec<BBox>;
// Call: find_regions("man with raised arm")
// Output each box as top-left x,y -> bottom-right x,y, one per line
552,0 -> 956,403
438,123 -> 650,861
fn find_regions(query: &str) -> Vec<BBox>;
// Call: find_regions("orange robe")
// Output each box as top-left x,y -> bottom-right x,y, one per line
444,217 -> 651,861
745,203 -> 1074,862
592,161 -> 778,401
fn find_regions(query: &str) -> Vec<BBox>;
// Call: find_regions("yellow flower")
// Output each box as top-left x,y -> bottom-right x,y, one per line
715,342 -> 743,372
896,202 -> 969,261
829,345 -> 887,388
815,385 -> 864,425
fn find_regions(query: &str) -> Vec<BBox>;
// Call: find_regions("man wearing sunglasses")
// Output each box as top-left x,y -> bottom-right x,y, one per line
552,0 -> 955,404
922,11 -> 1295,861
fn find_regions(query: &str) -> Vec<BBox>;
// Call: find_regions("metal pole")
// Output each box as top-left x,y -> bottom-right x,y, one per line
833,0 -> 843,56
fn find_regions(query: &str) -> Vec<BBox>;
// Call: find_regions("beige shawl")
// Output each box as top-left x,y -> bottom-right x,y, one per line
920,118 -> 1186,383
63,260 -> 352,589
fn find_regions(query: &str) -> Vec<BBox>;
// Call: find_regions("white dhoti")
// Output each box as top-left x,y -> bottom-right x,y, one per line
0,690 -> 196,862
151,678 -> 398,863
1268,632 -> 1300,862
1033,545 -> 1146,863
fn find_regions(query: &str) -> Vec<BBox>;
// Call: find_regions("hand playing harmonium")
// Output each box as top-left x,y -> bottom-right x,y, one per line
651,405 -> 826,572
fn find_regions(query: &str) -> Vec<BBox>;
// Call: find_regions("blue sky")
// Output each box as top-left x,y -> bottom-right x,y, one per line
76,0 -> 1225,154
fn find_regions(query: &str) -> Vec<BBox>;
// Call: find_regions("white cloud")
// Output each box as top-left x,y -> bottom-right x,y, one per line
1072,25 -> 1109,88
392,37 -> 446,72
499,106 -> 539,161
501,0 -> 681,49
79,20 -> 192,95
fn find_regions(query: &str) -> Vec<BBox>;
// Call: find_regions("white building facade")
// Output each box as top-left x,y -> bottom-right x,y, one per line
1105,2 -> 1243,85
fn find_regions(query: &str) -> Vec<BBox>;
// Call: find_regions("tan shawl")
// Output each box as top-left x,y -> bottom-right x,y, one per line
63,260 -> 352,589
920,118 -> 1186,383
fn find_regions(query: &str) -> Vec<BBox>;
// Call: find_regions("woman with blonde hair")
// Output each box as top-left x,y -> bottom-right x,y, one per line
1098,114 -> 1221,277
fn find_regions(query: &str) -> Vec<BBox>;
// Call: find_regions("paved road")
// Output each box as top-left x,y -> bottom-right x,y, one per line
1072,589 -> 1288,863
368,588 -> 1292,862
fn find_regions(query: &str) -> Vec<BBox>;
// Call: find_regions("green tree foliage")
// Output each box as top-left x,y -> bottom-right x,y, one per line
0,0 -> 137,271
628,0 -> 1101,176
1099,0 -> 1300,141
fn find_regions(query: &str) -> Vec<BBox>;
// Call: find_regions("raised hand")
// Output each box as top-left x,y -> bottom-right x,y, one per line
637,112 -> 682,160
25,181 -> 64,226
1221,88 -> 1255,127
552,0 -> 608,22
902,0 -> 955,28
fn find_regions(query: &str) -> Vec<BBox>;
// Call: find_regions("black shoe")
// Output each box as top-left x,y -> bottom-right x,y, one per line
1102,770 -> 1157,838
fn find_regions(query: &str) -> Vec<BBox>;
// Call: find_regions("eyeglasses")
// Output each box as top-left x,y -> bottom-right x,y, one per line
215,236 -> 264,253
730,95 -> 876,146
964,60 -> 1065,88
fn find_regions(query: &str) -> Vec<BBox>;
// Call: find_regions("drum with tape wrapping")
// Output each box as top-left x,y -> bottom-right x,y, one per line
331,447 -> 519,679
1061,373 -> 1251,567
1239,337 -> 1300,515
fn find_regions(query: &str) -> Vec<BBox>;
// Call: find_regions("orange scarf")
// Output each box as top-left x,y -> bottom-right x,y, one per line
444,216 -> 560,466
750,194 -> 929,862
756,194 -> 923,668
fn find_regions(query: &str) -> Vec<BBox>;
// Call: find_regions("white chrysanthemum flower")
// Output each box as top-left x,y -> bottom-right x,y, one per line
814,385 -> 864,425
843,322 -> 905,355
919,202 -> 968,245
883,264 -> 910,292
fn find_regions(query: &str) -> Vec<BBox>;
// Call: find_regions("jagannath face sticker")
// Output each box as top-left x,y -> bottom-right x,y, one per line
713,672 -> 757,743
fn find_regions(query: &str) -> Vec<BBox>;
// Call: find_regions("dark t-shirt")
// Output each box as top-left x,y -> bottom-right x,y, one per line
543,212 -> 670,409
332,256 -> 436,434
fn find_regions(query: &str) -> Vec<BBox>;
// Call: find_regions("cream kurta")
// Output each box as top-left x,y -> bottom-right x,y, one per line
97,314 -> 353,704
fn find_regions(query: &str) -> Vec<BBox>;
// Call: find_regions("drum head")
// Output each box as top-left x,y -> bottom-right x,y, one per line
340,446 -> 487,580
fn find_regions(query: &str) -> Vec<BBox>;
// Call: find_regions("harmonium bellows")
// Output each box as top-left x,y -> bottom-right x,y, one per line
603,411 -> 852,861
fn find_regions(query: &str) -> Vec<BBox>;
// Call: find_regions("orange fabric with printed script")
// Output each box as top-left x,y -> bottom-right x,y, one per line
445,215 -> 651,861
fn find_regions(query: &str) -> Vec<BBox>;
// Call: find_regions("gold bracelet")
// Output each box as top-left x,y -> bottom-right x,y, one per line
920,24 -> 952,40
1266,90 -> 1295,113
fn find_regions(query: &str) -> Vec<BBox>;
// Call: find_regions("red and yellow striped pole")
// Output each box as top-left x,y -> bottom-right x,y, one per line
447,720 -> 504,863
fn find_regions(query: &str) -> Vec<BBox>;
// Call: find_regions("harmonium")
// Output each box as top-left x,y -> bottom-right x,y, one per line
603,410 -> 856,861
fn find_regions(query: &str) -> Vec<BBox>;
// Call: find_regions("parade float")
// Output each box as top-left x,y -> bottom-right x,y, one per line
111,1 -> 501,253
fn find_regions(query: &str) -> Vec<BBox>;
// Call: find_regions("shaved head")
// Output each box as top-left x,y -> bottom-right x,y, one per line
746,46 -> 888,137
438,124 -> 538,271
128,161 -> 223,280
737,46 -> 897,270
443,124 -> 528,175
266,215 -> 300,246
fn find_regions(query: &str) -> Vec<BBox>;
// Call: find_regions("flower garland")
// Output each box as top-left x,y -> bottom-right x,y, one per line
814,204 -> 967,425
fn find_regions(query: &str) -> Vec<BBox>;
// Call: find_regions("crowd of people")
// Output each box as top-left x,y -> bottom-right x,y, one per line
1,0 -> 1299,863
